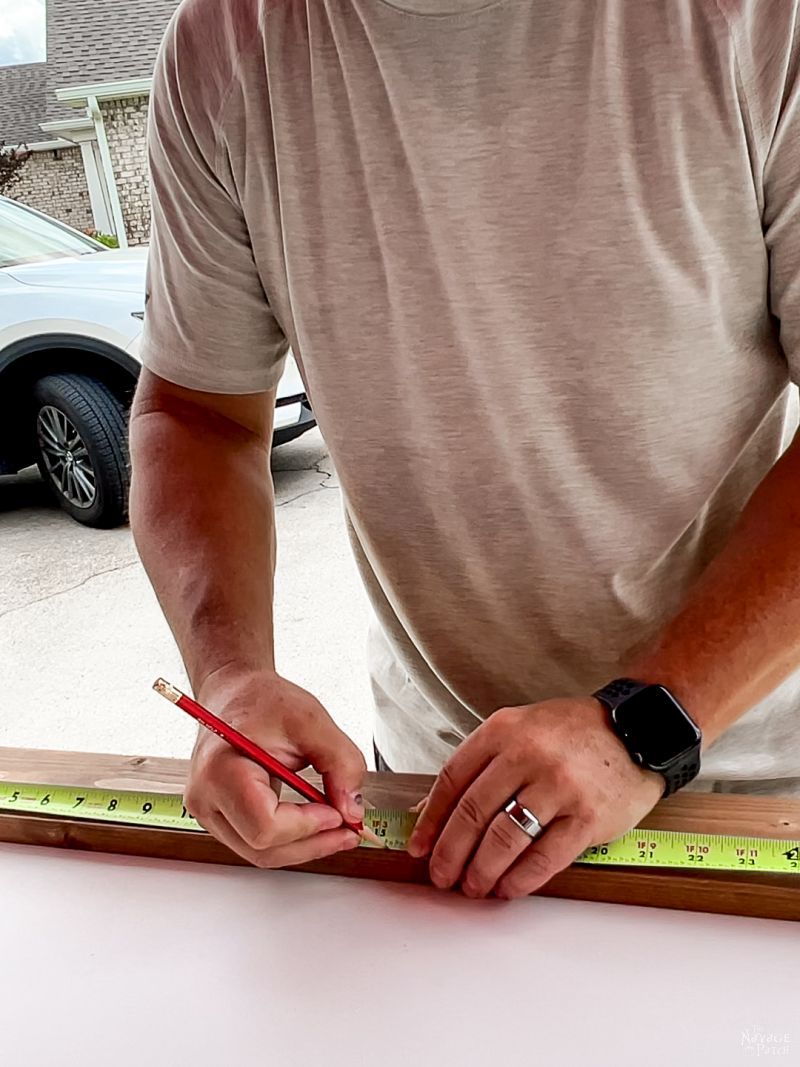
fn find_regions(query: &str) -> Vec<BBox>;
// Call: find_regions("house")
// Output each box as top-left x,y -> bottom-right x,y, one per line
0,0 -> 179,247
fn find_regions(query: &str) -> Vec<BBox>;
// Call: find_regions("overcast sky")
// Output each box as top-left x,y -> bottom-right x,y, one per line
0,0 -> 46,66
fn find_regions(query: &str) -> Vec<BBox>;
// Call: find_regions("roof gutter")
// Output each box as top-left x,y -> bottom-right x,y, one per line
86,94 -> 128,249
38,116 -> 95,140
55,77 -> 152,107
18,138 -> 78,152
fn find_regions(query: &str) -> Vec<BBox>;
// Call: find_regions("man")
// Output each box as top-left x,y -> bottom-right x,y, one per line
131,0 -> 800,900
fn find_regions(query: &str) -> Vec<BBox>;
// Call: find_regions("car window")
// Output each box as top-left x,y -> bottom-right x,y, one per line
0,197 -> 103,268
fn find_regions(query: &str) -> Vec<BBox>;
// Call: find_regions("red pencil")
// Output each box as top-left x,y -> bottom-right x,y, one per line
153,678 -> 384,847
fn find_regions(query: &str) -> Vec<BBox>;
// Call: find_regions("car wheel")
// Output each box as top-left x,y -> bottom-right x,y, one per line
33,373 -> 130,528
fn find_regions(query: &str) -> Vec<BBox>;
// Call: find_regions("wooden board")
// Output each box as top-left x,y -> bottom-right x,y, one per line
1,745 -> 799,921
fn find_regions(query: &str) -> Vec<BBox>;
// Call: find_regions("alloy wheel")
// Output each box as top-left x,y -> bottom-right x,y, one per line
36,405 -> 97,509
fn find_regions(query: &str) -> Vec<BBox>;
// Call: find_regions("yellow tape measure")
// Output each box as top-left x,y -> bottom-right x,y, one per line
1,781 -> 798,874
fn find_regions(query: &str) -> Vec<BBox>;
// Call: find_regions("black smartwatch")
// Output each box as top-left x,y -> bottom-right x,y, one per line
592,678 -> 702,797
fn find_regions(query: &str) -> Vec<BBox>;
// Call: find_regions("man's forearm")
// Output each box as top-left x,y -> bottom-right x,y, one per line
625,431 -> 800,748
130,388 -> 277,697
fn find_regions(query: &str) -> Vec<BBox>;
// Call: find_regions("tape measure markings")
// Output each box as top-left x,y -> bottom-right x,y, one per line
0,782 -> 203,832
1,782 -> 798,874
576,826 -> 800,874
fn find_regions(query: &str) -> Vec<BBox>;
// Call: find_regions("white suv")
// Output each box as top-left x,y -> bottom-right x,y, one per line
0,196 -> 314,527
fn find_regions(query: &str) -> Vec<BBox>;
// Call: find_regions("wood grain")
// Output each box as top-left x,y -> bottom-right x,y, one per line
1,747 -> 799,921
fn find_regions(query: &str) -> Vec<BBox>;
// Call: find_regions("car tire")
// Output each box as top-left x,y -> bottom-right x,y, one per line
33,373 -> 130,528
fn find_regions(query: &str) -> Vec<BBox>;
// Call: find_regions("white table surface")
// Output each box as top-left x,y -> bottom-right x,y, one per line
1,843 -> 797,1067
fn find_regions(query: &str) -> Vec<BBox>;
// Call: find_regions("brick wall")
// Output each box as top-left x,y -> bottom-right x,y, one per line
101,95 -> 151,246
11,146 -> 94,232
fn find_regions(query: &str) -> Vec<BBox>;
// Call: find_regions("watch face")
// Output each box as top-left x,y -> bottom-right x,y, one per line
612,686 -> 700,769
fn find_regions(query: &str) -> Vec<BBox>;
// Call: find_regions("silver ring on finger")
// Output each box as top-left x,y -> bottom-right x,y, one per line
503,797 -> 544,840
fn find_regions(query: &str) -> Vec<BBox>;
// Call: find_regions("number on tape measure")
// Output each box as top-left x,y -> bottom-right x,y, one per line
362,808 -> 418,851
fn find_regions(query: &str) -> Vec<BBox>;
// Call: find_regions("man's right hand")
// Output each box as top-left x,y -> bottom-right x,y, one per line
130,373 -> 364,867
184,669 -> 367,868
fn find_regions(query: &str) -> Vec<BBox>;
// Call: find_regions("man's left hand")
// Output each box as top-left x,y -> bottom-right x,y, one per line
406,697 -> 664,899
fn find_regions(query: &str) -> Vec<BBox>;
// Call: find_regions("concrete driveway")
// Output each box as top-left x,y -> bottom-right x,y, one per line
0,428 -> 376,764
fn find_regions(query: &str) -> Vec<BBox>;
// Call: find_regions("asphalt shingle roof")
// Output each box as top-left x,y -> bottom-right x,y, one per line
0,63 -> 48,145
0,0 -> 181,132
45,0 -> 180,120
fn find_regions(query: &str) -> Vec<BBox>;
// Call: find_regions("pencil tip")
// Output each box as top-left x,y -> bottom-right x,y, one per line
360,825 -> 387,849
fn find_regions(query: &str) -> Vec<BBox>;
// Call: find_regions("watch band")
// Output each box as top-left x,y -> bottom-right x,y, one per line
594,677 -> 646,704
593,678 -> 701,797
661,749 -> 702,797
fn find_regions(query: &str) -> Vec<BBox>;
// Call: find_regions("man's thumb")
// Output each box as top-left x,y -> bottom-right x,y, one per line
301,719 -> 367,825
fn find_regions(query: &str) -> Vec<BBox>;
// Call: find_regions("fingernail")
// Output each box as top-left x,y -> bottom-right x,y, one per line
345,834 -> 361,850
429,863 -> 449,889
348,792 -> 364,822
407,833 -> 428,858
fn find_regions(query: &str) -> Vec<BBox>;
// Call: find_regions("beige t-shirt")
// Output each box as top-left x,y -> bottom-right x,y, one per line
141,0 -> 800,780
